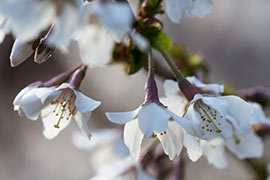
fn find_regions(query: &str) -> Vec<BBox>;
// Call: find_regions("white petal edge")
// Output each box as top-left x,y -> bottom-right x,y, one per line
74,111 -> 92,139
138,103 -> 169,137
225,131 -> 264,159
157,121 -> 184,160
124,119 -> 144,161
106,106 -> 141,125
183,131 -> 203,162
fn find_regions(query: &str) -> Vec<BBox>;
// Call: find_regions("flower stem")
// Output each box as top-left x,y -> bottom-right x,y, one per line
154,42 -> 184,81
69,64 -> 88,89
144,50 -> 163,106
154,42 -> 199,101
43,64 -> 83,87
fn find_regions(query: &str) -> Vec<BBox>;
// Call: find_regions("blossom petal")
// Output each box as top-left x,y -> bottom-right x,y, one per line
201,139 -> 228,169
76,25 -> 115,67
165,0 -> 185,23
198,95 -> 228,115
186,0 -> 213,18
172,110 -> 204,138
106,107 -> 140,125
186,76 -> 224,95
10,39 -> 34,67
19,89 -> 45,120
124,119 -> 144,161
41,104 -> 72,139
138,103 -> 169,137
0,14 -> 10,43
90,2 -> 133,42
249,102 -> 268,124
219,95 -> 253,127
0,0 -> 55,41
13,81 -> 42,106
163,80 -> 180,97
225,131 -> 264,159
157,121 -> 184,160
74,91 -> 101,112
74,111 -> 92,139
36,87 -> 60,104
183,132 -> 202,162
47,3 -> 81,52
127,0 -> 140,17
160,95 -> 187,116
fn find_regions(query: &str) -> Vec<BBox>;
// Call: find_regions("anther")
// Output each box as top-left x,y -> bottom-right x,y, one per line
151,133 -> 157,138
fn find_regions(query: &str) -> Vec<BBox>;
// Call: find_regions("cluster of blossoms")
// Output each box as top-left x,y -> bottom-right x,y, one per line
1,0 -> 270,179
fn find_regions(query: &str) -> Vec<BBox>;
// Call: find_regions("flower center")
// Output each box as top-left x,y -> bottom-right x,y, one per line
195,101 -> 222,133
50,90 -> 76,128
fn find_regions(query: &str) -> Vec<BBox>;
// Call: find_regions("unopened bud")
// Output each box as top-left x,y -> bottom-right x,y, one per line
10,39 -> 34,67
34,25 -> 55,64
34,42 -> 55,64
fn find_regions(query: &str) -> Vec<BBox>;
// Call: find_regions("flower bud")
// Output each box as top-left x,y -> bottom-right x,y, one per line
10,39 -> 34,67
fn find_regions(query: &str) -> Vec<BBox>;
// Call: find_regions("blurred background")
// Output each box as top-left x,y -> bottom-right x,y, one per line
0,0 -> 269,179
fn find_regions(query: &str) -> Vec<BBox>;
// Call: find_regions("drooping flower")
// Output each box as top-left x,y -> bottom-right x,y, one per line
106,102 -> 190,161
106,56 -> 201,161
159,77 -> 225,162
13,65 -> 101,139
162,77 -> 264,168
171,76 -> 255,142
88,157 -> 155,180
13,65 -> 82,118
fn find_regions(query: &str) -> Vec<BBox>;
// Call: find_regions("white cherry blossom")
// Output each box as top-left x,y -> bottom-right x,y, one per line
106,95 -> 201,160
162,78 -> 264,168
14,81 -> 100,139
166,77 -> 254,141
159,77 -> 224,162
38,83 -> 101,139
